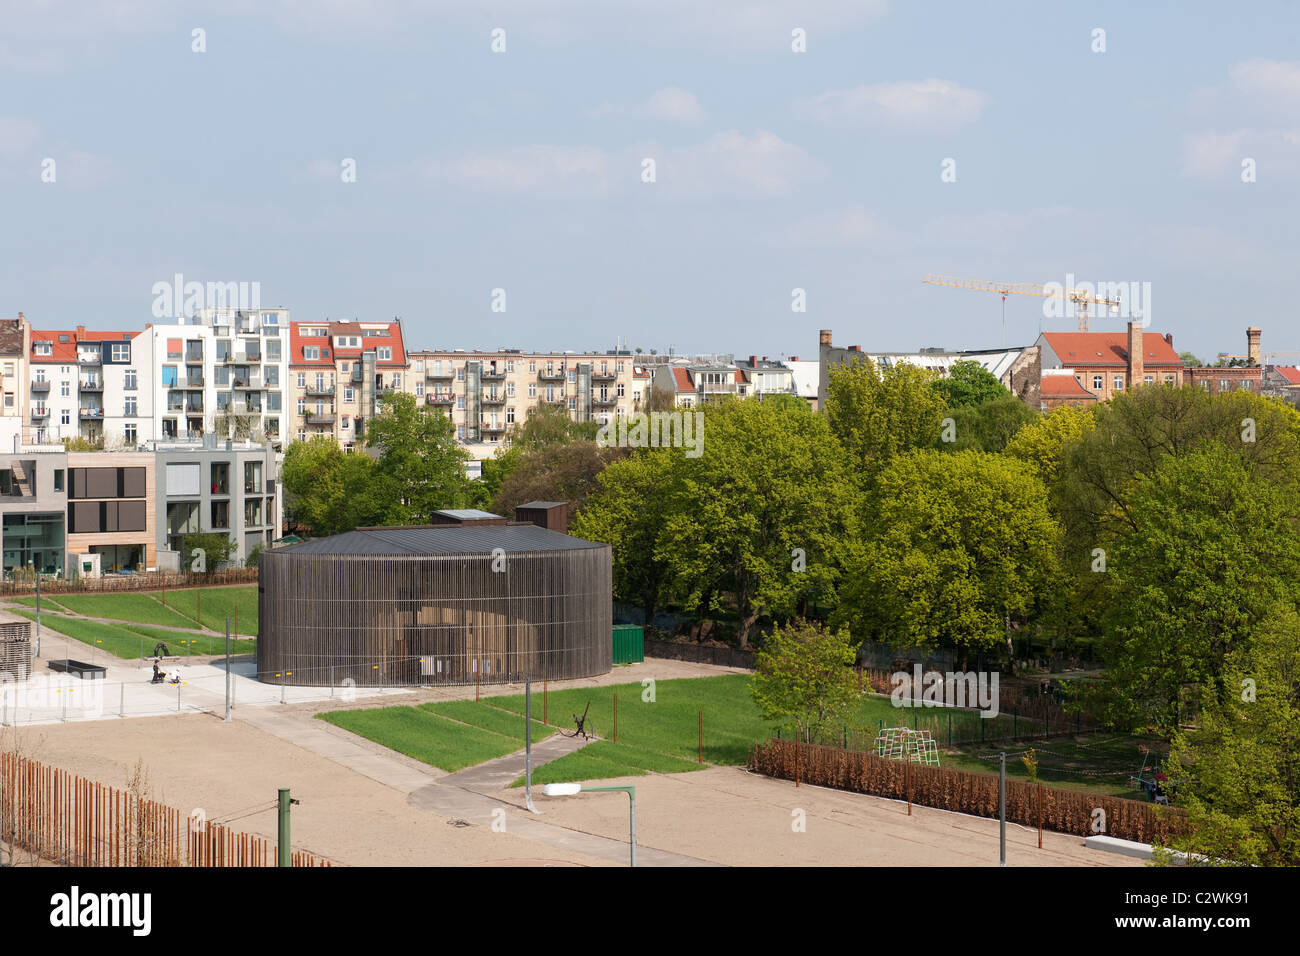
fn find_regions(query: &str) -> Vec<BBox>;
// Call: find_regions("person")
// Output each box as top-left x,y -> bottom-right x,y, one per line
168,669 -> 182,685
151,662 -> 165,684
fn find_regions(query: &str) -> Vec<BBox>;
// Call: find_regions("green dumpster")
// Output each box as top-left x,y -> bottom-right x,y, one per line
612,624 -> 644,664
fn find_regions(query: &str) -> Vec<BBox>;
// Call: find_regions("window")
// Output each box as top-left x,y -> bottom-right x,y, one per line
34,342 -> 52,356
261,312 -> 279,326
506,361 -> 515,373
124,369 -> 137,390
245,498 -> 263,526
392,373 -> 400,389
457,396 -> 465,409
265,366 -> 279,386
457,425 -> 466,440
344,387 -> 354,403
568,397 -> 577,410
1243,379 -> 1254,391
61,410 -> 70,425
61,381 -> 69,397
3,393 -> 12,409
1220,379 -> 1231,391
506,407 -> 515,424
1092,374 -> 1103,390
528,383 -> 536,398
268,391 -> 281,411
266,418 -> 279,437
111,343 -> 130,362
166,463 -> 202,496
617,383 -> 625,397
528,361 -> 536,373
267,340 -> 281,362
1201,380 -> 1210,390
211,463 -> 229,494
296,372 -> 305,388
161,366 -> 178,387
1143,375 -> 1153,386
507,382 -> 515,397
296,429 -> 306,441
211,500 -> 229,529
377,347 -> 392,361
54,469 -> 64,492
341,417 -> 350,429
296,398 -> 306,415
457,368 -> 465,381
1113,376 -> 1124,391
568,370 -> 576,383
124,396 -> 137,416
415,383 -> 424,397
1165,374 -> 1175,385
244,461 -> 263,494
303,346 -> 320,360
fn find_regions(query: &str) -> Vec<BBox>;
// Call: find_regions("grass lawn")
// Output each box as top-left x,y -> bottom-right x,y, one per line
420,699 -> 552,742
123,624 -> 256,657
317,706 -> 527,772
14,611 -> 154,660
12,596 -> 73,613
33,592 -> 197,629
940,733 -> 1169,800
162,586 -> 259,635
510,741 -> 704,787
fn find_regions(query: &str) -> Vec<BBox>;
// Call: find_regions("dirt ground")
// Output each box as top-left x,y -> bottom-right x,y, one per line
9,705 -> 1139,867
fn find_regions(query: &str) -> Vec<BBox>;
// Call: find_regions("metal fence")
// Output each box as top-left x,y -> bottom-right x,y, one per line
643,639 -> 756,669
0,567 -> 258,596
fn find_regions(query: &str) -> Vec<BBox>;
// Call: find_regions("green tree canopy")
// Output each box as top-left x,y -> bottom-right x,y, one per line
750,619 -> 863,743
508,403 -> 599,449
281,437 -> 394,536
365,392 -> 476,521
835,449 -> 1061,668
1160,604 -> 1300,866
1003,403 -> 1096,487
931,359 -> 1008,409
824,356 -> 946,485
938,394 -> 1039,454
1098,443 -> 1300,732
491,441 -> 625,517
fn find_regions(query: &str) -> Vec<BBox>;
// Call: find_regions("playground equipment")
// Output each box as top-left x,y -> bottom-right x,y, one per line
876,727 -> 941,766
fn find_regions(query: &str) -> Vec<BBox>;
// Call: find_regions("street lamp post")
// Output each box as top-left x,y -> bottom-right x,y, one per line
542,783 -> 636,867
32,559 -> 41,658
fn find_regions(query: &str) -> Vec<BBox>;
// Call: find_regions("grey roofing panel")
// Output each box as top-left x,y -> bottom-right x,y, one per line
433,509 -> 503,520
282,524 -> 603,556
517,501 -> 567,509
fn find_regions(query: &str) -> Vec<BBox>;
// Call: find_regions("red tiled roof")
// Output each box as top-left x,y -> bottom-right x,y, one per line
1042,331 -> 1181,367
1040,375 -> 1098,400
30,329 -> 80,363
289,321 -> 407,367
672,368 -> 693,391
1272,366 -> 1300,385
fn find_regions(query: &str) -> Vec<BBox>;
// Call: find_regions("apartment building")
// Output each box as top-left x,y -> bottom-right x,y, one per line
154,440 -> 281,565
288,320 -> 408,450
404,349 -> 641,448
189,307 -> 291,447
0,317 -> 28,449
1181,328 -> 1265,395
0,447 -> 67,577
653,363 -> 748,407
65,451 -> 156,571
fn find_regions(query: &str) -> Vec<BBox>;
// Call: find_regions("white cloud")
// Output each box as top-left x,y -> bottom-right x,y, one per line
657,130 -> 826,198
1229,60 -> 1300,112
426,145 -> 616,197
590,87 -> 705,125
1183,61 -> 1300,179
799,79 -> 992,132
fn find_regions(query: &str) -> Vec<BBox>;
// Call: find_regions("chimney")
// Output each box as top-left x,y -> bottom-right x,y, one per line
1164,333 -> 1173,348
819,329 -> 833,348
789,356 -> 799,362
1127,321 -> 1144,387
749,355 -> 758,366
1247,327 -> 1261,365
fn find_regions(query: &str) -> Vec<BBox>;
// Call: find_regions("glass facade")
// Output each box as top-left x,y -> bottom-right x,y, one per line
2,513 -> 65,576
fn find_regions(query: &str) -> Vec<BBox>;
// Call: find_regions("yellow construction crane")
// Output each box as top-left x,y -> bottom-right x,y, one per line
922,274 -> 1121,340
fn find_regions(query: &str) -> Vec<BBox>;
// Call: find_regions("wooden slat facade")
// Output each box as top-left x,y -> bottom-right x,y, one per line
257,545 -> 613,686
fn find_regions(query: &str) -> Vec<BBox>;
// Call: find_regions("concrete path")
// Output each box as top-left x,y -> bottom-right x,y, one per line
409,733 -> 719,867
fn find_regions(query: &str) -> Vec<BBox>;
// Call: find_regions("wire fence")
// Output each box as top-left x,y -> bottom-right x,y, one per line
0,568 -> 258,596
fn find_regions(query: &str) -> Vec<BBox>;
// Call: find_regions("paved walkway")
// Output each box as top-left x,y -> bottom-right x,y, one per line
408,733 -> 718,867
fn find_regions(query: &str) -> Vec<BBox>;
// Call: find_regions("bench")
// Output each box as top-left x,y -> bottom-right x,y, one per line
47,659 -> 107,680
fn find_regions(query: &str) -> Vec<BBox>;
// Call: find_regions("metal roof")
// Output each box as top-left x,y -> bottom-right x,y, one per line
279,524 -> 604,555
433,509 -> 502,520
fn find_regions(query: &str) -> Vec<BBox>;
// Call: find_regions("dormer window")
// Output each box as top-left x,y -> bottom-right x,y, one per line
34,341 -> 52,356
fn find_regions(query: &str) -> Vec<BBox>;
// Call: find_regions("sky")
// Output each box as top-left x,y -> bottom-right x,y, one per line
1,1 -> 1297,362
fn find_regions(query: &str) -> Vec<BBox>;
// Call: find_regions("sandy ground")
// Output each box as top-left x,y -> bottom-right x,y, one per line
3,658 -> 1142,867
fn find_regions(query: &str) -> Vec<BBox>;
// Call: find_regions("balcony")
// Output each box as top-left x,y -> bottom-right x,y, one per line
481,422 -> 506,434
698,382 -> 737,394
185,349 -> 204,364
232,377 -> 263,390
30,408 -> 49,420
481,394 -> 506,406
30,380 -> 50,393
304,384 -> 335,398
79,379 -> 103,392
592,371 -> 617,382
537,368 -> 566,381
426,369 -> 454,381
594,396 -> 618,407
480,370 -> 506,382
79,408 -> 104,420
305,413 -> 334,426
185,377 -> 204,389
425,393 -> 455,406
78,353 -> 101,366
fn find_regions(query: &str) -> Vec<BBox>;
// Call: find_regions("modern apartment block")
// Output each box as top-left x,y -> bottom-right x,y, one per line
65,451 -> 156,572
189,307 -> 291,447
405,350 -> 643,449
0,447 -> 67,577
288,319 -> 408,450
154,439 -> 282,566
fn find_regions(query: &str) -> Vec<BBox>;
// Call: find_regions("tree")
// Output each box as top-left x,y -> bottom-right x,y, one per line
1003,403 -> 1096,486
491,441 -> 625,517
281,437 -> 394,535
179,532 -> 235,571
572,449 -> 684,623
1179,351 -> 1204,368
508,403 -> 598,449
938,394 -> 1039,454
824,356 -> 946,484
471,445 -> 522,509
932,359 -> 1008,409
836,449 -> 1061,669
657,396 -> 859,647
750,619 -> 863,743
1098,443 -> 1300,732
365,392 -> 475,520
1158,605 -> 1300,866
213,409 -> 263,442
